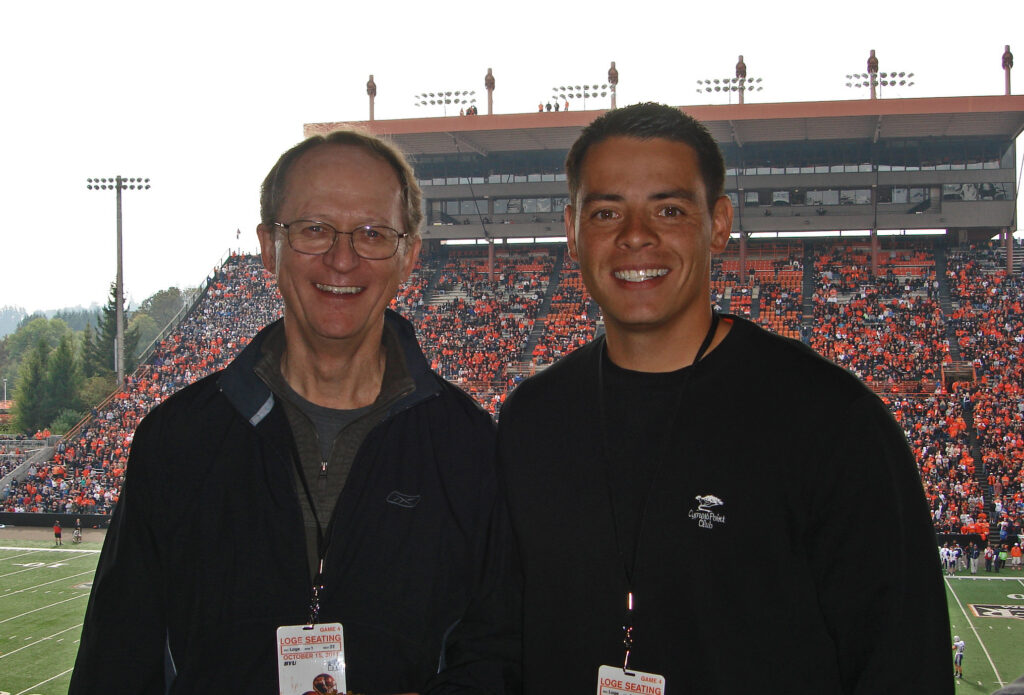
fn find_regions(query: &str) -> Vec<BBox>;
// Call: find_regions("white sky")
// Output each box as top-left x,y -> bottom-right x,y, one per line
1,0 -> 1021,314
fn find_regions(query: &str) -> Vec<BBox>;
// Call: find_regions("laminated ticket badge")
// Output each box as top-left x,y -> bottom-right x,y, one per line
277,623 -> 346,694
597,664 -> 665,695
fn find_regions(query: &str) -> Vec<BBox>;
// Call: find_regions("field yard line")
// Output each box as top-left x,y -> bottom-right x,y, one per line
0,546 -> 100,554
15,667 -> 74,695
0,570 -> 94,599
0,593 -> 88,624
0,552 -> 96,580
946,576 -> 1004,686
0,549 -> 49,562
0,623 -> 81,660
0,566 -> 56,580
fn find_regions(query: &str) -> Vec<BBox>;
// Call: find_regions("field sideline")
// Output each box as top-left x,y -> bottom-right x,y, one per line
2,531 -> 1024,693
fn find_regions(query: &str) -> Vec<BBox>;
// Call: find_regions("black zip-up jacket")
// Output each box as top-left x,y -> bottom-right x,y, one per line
70,311 -> 516,694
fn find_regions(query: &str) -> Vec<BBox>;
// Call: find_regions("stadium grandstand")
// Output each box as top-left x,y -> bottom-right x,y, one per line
1,92 -> 1023,551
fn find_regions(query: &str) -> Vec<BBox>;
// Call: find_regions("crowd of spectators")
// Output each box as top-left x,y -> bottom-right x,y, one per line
389,257 -> 437,320
530,258 -> 595,366
1,255 -> 281,514
756,278 -> 802,338
810,244 -> 948,387
894,392 -> 982,535
947,247 -> 1024,536
416,248 -> 553,414
711,246 -> 803,333
5,241 -> 1024,542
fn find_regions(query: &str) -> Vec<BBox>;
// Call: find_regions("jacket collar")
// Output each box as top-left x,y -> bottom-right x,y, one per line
217,309 -> 440,427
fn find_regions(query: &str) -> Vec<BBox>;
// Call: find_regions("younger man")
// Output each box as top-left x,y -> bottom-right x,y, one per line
498,103 -> 951,693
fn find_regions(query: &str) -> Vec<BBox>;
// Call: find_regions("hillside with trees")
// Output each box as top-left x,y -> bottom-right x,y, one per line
0,284 -> 186,435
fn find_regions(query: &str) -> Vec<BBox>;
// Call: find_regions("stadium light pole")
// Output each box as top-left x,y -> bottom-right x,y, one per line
1003,45 -> 1013,95
845,50 -> 914,99
485,68 -> 495,115
367,75 -> 377,121
608,62 -> 619,109
86,176 -> 151,389
696,56 -> 763,104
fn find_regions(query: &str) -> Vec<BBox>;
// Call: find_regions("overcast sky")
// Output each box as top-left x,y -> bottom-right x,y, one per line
1,0 -> 1021,315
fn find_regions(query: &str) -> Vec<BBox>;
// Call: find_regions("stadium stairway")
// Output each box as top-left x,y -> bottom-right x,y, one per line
993,245 -> 1024,275
934,244 -> 963,362
410,255 -> 445,321
520,246 -> 566,361
800,243 -> 816,343
0,442 -> 55,498
961,398 -> 994,521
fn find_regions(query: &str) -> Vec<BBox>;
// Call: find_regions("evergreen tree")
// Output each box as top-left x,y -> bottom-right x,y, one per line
86,283 -> 140,377
12,338 -> 49,433
42,333 -> 82,424
80,322 -> 105,378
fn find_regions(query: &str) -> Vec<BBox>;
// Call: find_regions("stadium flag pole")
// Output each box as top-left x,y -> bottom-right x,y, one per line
86,175 -> 152,388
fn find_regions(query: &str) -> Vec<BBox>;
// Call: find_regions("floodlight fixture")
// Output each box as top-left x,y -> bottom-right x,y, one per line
547,82 -> 611,110
695,74 -> 764,103
413,87 -> 476,115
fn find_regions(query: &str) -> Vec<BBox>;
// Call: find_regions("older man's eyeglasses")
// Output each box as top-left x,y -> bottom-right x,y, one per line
272,220 -> 409,260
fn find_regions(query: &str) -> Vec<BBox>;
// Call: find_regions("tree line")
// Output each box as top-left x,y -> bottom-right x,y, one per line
0,285 -> 186,435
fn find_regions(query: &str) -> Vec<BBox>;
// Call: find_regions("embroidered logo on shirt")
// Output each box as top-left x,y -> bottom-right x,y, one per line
386,490 -> 421,508
688,494 -> 726,529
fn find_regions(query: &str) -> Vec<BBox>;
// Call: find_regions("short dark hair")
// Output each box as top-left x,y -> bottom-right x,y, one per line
260,128 -> 423,239
565,102 -> 726,211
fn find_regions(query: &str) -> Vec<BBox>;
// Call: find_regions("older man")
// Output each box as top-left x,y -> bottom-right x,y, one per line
71,130 -> 513,693
498,103 -> 950,693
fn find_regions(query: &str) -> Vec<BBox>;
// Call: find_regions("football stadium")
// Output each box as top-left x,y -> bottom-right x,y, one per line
2,55 -> 1024,693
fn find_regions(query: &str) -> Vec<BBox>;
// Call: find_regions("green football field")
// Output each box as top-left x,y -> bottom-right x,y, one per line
3,539 -> 1024,694
0,540 -> 101,695
946,572 -> 1024,692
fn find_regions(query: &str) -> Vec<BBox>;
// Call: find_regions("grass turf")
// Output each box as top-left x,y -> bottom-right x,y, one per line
0,540 -> 100,695
2,540 -> 1024,693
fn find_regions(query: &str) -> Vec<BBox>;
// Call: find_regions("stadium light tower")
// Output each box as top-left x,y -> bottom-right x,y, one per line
695,76 -> 763,103
367,75 -> 377,121
414,90 -> 477,116
1003,45 -> 1013,95
696,56 -> 763,104
845,49 -> 914,99
608,62 -> 619,109
86,176 -> 151,389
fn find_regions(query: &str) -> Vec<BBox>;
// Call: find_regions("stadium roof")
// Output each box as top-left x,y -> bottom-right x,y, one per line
305,95 -> 1024,155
